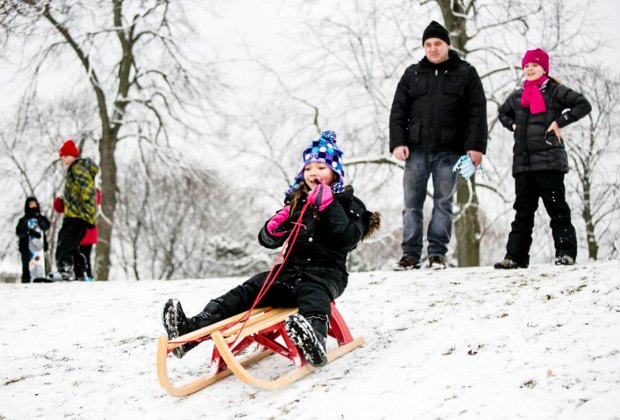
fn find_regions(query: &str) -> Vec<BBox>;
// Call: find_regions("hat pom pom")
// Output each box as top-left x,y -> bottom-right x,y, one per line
320,130 -> 337,144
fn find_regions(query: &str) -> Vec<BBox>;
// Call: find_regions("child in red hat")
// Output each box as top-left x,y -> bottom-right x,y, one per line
495,49 -> 591,269
49,140 -> 100,281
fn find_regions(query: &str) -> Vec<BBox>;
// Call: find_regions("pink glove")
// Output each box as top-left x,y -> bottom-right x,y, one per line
307,182 -> 334,211
266,206 -> 291,237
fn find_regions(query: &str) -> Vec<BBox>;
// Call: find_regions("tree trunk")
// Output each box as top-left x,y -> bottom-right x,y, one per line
437,0 -> 482,266
95,132 -> 117,281
581,175 -> 599,260
454,177 -> 481,266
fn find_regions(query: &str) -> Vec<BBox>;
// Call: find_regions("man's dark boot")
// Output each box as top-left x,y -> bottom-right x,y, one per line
285,313 -> 329,367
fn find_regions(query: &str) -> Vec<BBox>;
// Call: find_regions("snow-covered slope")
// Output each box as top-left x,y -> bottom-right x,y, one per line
2,261 -> 619,419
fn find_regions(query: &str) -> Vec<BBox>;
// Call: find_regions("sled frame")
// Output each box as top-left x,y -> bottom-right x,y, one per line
157,302 -> 364,396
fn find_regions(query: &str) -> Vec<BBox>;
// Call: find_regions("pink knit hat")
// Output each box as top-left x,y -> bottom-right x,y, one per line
521,48 -> 549,74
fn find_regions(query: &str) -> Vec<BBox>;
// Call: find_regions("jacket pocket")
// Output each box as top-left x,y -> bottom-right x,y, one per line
544,131 -> 563,148
439,126 -> 458,146
409,78 -> 427,96
408,120 -> 422,145
442,78 -> 465,96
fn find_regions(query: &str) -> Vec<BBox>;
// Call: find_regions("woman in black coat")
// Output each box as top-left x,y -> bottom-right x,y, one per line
161,130 -> 379,367
495,49 -> 591,269
15,196 -> 50,283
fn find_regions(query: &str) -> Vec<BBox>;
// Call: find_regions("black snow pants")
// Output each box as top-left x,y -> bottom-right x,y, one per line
504,171 -> 577,265
56,217 -> 89,274
206,265 -> 348,321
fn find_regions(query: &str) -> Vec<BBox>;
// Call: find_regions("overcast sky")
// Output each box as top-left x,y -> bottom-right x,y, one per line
0,0 -> 618,115
595,0 -> 620,65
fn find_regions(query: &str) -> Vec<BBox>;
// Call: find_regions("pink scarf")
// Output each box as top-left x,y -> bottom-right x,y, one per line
521,75 -> 548,114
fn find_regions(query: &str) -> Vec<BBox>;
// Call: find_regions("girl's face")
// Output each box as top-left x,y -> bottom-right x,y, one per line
523,62 -> 545,81
303,162 -> 336,190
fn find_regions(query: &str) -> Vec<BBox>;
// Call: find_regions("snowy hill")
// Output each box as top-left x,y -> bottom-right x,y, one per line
2,261 -> 619,419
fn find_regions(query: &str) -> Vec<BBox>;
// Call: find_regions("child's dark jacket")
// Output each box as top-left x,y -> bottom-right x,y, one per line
257,186 -> 376,297
259,186 -> 372,271
498,80 -> 591,176
15,198 -> 50,253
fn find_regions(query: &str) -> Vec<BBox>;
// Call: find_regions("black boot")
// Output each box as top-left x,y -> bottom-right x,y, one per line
162,299 -> 192,358
162,299 -> 223,359
494,258 -> 528,269
48,262 -> 75,281
285,314 -> 329,367
188,300 -> 224,330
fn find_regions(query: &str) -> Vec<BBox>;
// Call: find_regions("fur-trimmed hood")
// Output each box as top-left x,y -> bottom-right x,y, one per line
362,211 -> 381,241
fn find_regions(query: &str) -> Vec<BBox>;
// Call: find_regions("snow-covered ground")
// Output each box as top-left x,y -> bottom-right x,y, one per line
1,261 -> 619,419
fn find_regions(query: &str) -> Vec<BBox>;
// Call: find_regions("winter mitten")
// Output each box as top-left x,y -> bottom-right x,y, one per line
307,182 -> 334,211
452,155 -> 480,180
266,205 -> 291,237
53,197 -> 64,213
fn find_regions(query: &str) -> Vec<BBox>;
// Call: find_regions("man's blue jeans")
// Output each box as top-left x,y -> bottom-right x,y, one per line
401,151 -> 460,260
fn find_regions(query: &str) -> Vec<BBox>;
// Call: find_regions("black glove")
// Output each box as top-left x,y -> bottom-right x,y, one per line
29,229 -> 41,239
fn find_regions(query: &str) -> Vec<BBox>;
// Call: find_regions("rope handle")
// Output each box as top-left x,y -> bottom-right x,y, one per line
168,202 -> 313,350
225,202 -> 311,347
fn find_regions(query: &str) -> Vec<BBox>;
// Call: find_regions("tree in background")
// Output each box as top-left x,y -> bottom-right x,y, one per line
1,0 -> 618,277
114,147 -> 266,280
0,95 -> 95,272
564,67 -> 620,260
0,0 -> 221,279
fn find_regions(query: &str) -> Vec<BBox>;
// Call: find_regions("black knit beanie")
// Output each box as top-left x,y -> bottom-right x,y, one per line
422,20 -> 450,45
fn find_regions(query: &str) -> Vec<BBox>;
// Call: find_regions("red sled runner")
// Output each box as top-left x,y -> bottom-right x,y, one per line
156,302 -> 364,396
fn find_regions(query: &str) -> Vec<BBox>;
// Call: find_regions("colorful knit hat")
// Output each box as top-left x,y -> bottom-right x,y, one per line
285,130 -> 345,195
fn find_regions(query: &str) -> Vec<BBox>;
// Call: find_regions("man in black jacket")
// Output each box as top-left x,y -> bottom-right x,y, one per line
389,20 -> 487,270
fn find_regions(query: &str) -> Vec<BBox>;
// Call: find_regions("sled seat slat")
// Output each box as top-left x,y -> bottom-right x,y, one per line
165,307 -> 273,353
221,307 -> 298,344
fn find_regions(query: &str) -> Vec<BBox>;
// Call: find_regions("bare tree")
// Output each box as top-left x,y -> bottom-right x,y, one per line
0,94 -> 96,271
0,0 -> 221,279
112,143 -> 268,280
563,66 -> 620,260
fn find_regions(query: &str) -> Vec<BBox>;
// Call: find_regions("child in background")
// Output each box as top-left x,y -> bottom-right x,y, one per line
54,188 -> 101,281
15,197 -> 51,283
495,49 -> 591,269
162,130 -> 380,367
49,139 -> 99,281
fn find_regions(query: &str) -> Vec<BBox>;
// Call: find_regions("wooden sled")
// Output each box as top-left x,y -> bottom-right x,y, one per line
157,302 -> 364,396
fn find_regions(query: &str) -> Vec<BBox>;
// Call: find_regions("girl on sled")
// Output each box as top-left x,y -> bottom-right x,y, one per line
162,130 -> 380,367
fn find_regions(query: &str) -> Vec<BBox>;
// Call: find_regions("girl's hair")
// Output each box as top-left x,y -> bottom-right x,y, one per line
288,184 -> 321,220
289,186 -> 307,214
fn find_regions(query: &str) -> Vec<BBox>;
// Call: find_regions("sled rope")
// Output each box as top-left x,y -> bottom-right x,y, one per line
169,202 -> 311,349
225,202 -> 311,347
